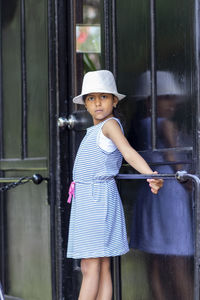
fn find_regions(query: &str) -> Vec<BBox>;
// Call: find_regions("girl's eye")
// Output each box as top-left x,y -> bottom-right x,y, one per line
101,95 -> 107,99
87,96 -> 94,101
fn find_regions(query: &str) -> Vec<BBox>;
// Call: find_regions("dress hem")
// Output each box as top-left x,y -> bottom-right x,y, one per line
67,248 -> 129,259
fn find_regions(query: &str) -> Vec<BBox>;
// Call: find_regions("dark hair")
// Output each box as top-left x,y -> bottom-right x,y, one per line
82,94 -> 87,102
113,106 -> 124,123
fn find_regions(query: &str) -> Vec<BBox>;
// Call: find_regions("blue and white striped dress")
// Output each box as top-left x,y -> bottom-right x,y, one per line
67,117 -> 129,259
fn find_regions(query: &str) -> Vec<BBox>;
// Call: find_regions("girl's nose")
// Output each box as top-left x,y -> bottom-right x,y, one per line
95,97 -> 101,106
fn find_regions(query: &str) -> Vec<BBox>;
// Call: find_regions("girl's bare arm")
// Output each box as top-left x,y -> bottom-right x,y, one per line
103,119 -> 153,174
102,119 -> 163,193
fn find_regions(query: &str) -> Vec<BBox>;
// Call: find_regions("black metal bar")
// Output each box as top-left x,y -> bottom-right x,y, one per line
0,0 -> 3,160
194,0 -> 200,175
111,0 -> 117,77
116,173 -> 175,180
193,3 -> 200,299
150,0 -> 157,150
175,172 -> 200,300
113,257 -> 121,300
103,0 -> 111,70
70,0 -> 76,96
48,0 -> 58,298
20,0 -> 27,158
0,1 -> 5,291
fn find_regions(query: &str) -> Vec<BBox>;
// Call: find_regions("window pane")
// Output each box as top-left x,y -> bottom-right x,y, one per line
26,0 -> 49,157
156,0 -> 193,149
116,0 -> 151,150
2,0 -> 21,158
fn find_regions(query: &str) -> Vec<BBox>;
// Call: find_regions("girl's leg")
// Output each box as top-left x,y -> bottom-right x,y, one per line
79,258 -> 101,300
96,257 -> 112,300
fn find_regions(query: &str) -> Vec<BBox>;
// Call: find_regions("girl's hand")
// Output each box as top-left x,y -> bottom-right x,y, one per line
147,171 -> 164,194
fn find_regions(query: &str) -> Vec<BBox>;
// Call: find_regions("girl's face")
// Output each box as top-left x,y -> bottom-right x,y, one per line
84,93 -> 118,125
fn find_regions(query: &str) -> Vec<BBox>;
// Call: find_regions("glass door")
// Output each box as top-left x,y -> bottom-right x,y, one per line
61,0 -> 197,299
115,0 -> 195,299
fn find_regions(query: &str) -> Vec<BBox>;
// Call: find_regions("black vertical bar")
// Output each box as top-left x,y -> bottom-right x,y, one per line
48,0 -> 58,298
111,0 -> 117,77
194,178 -> 200,300
103,0 -> 111,70
194,0 -> 200,175
0,0 -> 5,291
70,0 -> 77,164
0,0 -> 3,160
103,1 -> 117,75
150,0 -> 157,150
70,0 -> 77,97
20,0 -> 27,158
176,173 -> 200,300
194,0 -> 200,299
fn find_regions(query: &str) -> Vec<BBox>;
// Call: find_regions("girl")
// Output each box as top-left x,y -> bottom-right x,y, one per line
67,70 -> 163,300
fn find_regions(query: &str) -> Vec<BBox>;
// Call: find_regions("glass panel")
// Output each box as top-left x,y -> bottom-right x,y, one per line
83,1 -> 101,24
119,175 -> 194,300
116,0 -> 194,298
26,0 -> 49,158
76,0 -> 102,77
76,25 -> 101,53
156,0 -> 193,149
73,0 -> 102,159
116,0 -> 151,150
2,0 -> 21,158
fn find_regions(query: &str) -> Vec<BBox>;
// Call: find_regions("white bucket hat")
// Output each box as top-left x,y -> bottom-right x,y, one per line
73,70 -> 126,105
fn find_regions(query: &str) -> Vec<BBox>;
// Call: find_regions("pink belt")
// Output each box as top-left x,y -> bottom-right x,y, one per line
67,178 -> 114,203
67,181 -> 75,203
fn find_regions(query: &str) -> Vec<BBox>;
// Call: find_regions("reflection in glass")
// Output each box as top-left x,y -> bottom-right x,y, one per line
120,175 -> 194,300
116,0 -> 194,298
76,25 -> 101,53
127,71 -> 192,153
127,71 -> 194,299
130,177 -> 194,299
81,0 -> 101,71
83,0 -> 101,24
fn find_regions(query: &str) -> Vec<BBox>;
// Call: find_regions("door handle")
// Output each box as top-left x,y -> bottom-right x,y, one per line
57,110 -> 92,130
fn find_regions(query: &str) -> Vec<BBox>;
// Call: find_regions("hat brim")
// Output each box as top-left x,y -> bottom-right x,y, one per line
73,91 -> 126,105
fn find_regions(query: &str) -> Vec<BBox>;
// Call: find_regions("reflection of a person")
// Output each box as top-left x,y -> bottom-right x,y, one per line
130,71 -> 194,300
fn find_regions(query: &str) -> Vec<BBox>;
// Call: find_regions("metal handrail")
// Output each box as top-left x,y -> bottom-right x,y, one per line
116,170 -> 188,181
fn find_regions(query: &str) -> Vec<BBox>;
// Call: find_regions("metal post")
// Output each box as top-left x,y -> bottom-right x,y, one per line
176,171 -> 200,300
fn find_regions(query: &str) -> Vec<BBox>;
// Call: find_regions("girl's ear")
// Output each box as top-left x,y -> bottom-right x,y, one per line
113,96 -> 119,108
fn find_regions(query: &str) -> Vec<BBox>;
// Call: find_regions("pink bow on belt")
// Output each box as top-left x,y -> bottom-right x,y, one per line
67,181 -> 75,203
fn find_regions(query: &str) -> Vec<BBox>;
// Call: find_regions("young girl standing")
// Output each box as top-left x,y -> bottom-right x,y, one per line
67,70 -> 163,300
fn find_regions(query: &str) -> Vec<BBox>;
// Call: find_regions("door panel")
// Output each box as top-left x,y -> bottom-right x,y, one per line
5,183 -> 51,300
0,0 -> 51,298
63,0 -> 196,299
116,0 -> 195,299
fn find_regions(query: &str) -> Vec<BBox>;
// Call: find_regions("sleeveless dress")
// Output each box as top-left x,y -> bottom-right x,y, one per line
67,118 -> 129,259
